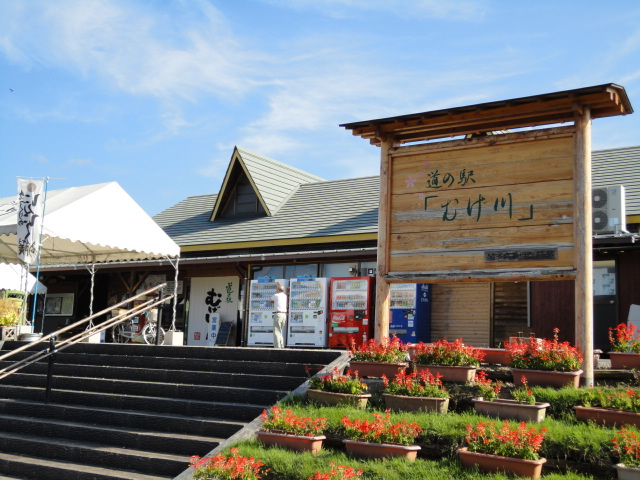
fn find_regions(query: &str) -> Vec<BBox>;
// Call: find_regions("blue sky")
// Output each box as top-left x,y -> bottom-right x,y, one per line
1,0 -> 639,216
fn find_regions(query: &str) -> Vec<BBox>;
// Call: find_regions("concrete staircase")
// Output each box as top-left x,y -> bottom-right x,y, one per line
0,341 -> 342,480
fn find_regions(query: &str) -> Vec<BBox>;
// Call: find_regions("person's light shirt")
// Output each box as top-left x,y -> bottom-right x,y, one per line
273,292 -> 287,313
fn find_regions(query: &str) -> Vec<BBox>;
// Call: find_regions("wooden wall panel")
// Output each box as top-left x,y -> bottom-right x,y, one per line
430,283 -> 491,346
492,282 -> 529,346
530,280 -> 575,344
386,130 -> 576,279
617,251 -> 640,323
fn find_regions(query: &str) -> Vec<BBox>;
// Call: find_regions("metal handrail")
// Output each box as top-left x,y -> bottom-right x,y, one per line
0,283 -> 174,382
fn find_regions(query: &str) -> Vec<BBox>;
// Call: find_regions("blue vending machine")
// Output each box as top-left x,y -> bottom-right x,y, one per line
389,283 -> 431,344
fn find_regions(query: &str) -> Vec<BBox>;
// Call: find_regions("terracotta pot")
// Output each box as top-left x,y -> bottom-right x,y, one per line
256,431 -> 325,454
383,393 -> 449,413
306,389 -> 371,408
511,368 -> 582,388
343,439 -> 420,460
348,360 -> 408,378
615,463 -> 640,480
477,347 -> 512,365
574,406 -> 640,429
457,447 -> 546,478
473,398 -> 549,423
414,364 -> 477,383
609,352 -> 640,370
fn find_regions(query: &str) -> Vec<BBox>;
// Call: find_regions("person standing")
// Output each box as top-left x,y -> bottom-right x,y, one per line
272,283 -> 287,348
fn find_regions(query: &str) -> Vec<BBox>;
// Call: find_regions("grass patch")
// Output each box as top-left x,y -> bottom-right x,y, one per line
208,386 -> 639,479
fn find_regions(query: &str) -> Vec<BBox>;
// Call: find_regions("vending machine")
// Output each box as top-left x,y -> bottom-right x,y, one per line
247,277 -> 288,347
389,283 -> 431,344
287,276 -> 328,347
328,277 -> 374,348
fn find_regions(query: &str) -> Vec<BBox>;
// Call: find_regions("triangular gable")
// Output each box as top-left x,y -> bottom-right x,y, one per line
210,146 -> 324,220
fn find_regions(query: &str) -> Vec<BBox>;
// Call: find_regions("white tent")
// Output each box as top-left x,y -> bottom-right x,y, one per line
0,263 -> 47,294
0,182 -> 180,265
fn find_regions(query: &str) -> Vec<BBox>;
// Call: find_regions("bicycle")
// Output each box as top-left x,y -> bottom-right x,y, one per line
111,310 -> 165,345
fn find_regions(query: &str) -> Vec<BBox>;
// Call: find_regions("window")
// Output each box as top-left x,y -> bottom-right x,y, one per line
221,173 -> 265,218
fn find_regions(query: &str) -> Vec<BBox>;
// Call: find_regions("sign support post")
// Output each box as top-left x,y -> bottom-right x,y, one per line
574,106 -> 594,386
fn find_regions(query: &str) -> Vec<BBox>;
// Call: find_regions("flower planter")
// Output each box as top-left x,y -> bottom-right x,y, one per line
609,352 -> 640,370
383,393 -> 449,414
306,389 -> 371,408
477,347 -> 511,365
414,364 -> 476,383
348,360 -> 408,378
457,447 -> 546,478
343,439 -> 420,461
574,406 -> 640,429
256,431 -> 325,454
473,398 -> 549,423
0,326 -> 17,341
615,463 -> 640,480
511,368 -> 582,388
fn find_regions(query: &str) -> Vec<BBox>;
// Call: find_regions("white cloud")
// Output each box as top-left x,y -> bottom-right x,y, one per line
0,0 -> 261,101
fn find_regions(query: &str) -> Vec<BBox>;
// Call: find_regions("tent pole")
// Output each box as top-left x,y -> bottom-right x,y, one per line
32,178 -> 49,333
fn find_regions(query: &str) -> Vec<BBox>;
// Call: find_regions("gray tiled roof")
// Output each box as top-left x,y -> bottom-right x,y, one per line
155,176 -> 380,247
592,145 -> 640,216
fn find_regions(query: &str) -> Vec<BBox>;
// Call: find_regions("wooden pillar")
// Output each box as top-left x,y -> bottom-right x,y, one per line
574,106 -> 594,386
375,137 -> 394,340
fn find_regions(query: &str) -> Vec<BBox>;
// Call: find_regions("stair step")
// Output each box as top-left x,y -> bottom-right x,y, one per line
0,431 -> 189,477
0,413 -> 222,456
0,452 -> 173,480
3,373 -> 291,404
0,384 -> 267,421
0,361 -> 306,390
0,342 -> 347,479
0,398 -> 245,438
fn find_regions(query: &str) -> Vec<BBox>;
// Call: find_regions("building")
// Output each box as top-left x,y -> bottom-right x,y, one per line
36,144 -> 640,352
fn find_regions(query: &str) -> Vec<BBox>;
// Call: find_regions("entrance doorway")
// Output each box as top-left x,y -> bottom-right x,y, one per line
593,260 -> 618,352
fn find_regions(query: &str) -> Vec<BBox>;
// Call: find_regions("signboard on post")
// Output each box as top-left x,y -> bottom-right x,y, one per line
388,130 -> 575,281
341,84 -> 634,388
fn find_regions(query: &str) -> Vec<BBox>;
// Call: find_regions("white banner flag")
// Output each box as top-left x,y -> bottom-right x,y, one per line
17,179 -> 45,265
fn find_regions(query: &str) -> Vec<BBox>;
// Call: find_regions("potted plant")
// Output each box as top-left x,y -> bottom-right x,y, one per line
611,427 -> 640,480
341,411 -> 422,460
505,328 -> 583,387
412,338 -> 483,382
575,387 -> 640,429
608,323 -> 640,369
473,373 -> 550,423
190,447 -> 268,480
382,369 -> 450,413
457,419 -> 547,478
257,405 -> 327,454
309,462 -> 363,480
476,343 -> 512,365
348,336 -> 408,378
0,298 -> 19,341
307,367 -> 371,407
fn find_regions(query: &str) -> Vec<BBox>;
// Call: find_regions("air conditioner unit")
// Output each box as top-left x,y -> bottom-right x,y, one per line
592,185 -> 626,234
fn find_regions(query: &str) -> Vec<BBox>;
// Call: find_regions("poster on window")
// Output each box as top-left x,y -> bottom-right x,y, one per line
188,276 -> 239,346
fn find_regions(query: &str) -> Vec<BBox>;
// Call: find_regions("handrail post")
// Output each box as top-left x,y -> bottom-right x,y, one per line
45,336 -> 56,403
155,289 -> 164,346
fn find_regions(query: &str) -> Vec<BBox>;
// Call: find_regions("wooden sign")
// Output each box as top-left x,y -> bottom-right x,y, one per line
387,128 -> 575,280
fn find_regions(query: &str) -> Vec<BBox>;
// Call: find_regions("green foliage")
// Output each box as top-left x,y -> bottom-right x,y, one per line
309,367 -> 368,395
211,383 -> 639,479
382,369 -> 449,398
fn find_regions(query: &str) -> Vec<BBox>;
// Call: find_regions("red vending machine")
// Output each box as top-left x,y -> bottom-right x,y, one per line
328,277 -> 374,348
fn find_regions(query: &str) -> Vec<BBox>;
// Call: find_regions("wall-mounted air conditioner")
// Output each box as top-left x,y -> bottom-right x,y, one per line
592,185 -> 626,234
